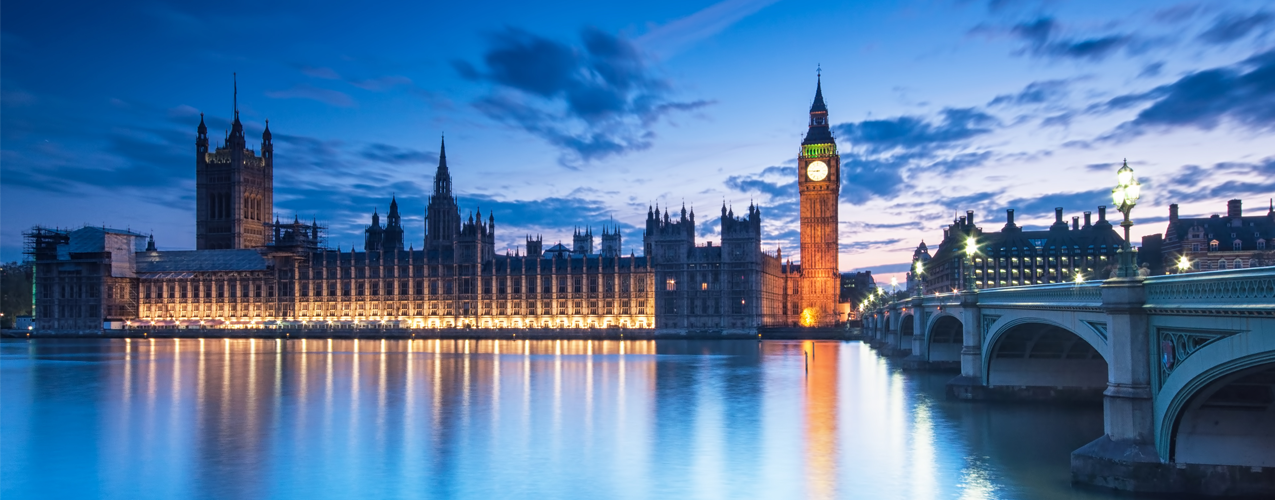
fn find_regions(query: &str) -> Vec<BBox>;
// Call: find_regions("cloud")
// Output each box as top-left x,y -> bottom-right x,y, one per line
454,27 -> 711,166
1001,188 -> 1112,221
634,0 -> 780,59
265,84 -> 355,107
981,17 -> 1135,61
348,76 -> 413,92
1198,11 -> 1273,45
988,79 -> 1071,107
1104,49 -> 1275,139
724,165 -> 795,199
1138,62 -> 1165,78
358,144 -> 437,165
300,66 -> 341,79
815,108 -> 1002,205
834,107 -> 997,154
1153,3 -> 1205,24
1162,158 -> 1275,204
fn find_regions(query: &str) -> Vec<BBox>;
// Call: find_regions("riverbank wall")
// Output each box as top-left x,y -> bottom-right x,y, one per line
3,326 -> 855,341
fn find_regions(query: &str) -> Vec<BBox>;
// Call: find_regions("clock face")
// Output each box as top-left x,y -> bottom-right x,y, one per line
806,160 -> 829,181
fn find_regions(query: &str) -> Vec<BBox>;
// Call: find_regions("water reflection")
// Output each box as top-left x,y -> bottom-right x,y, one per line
2,339 -> 1115,499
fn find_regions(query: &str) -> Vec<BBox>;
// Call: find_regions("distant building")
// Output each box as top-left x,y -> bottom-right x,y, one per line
25,226 -> 148,331
839,271 -> 876,318
1154,199 -> 1275,274
28,76 -> 849,333
195,80 -> 274,250
915,207 -> 1124,292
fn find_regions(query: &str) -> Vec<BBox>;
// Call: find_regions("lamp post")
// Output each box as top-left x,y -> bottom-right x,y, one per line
1111,159 -> 1142,278
963,235 -> 978,291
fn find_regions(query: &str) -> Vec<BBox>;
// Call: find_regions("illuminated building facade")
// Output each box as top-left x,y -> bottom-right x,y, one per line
1148,199 -> 1275,274
28,78 -> 854,333
796,75 -> 840,326
915,207 -> 1124,292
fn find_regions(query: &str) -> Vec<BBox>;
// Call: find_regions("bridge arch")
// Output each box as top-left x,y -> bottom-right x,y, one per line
926,313 -> 962,363
1156,331 -> 1275,465
982,318 -> 1108,392
897,313 -> 915,355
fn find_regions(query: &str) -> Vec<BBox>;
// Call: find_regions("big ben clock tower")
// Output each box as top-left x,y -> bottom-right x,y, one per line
798,74 -> 840,326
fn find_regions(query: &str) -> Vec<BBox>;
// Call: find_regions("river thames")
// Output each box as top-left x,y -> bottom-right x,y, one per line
1,338 -> 1125,499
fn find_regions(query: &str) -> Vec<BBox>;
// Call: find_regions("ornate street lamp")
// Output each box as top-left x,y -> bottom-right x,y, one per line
963,235 -> 979,291
1111,159 -> 1142,278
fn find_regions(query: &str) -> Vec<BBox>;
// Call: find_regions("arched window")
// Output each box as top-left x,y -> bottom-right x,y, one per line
1209,240 -> 1219,251
1233,240 -> 1242,251
1259,239 -> 1267,250
1251,259 -> 1260,268
1219,260 -> 1229,270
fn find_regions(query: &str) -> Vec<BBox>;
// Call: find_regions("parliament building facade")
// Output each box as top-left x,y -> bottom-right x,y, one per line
28,79 -> 847,333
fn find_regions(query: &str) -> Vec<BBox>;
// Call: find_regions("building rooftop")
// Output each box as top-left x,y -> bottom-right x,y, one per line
136,249 -> 269,273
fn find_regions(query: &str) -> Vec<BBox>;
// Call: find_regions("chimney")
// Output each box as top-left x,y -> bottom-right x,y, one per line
1083,211 -> 1092,228
1055,207 -> 1064,223
966,210 -> 975,227
1006,209 -> 1015,226
959,216 -> 966,226
1098,206 -> 1107,222
1228,199 -> 1242,218
1169,203 -> 1179,222
1072,216 -> 1080,230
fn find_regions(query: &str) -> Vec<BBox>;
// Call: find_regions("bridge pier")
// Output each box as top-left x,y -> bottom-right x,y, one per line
947,290 -> 985,398
1071,277 -> 1161,491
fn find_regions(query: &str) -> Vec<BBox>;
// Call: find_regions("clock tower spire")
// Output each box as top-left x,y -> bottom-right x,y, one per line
797,72 -> 841,327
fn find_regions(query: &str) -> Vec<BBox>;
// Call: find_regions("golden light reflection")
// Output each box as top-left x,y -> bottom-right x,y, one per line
800,307 -> 820,327
804,341 -> 839,499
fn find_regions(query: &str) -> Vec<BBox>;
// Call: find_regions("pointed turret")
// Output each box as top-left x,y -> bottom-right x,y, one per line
146,233 -> 156,252
433,135 -> 452,197
810,73 -> 827,113
803,72 -> 835,146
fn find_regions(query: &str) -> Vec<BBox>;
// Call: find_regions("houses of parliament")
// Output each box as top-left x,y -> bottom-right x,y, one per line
28,78 -> 847,334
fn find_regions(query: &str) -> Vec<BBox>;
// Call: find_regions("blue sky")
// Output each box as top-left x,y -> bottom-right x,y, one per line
3,0 -> 1273,285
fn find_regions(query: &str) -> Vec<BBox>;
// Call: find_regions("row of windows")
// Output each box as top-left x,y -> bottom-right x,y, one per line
142,276 -> 651,300
295,265 -> 648,279
142,300 -> 650,317
1193,240 -> 1268,252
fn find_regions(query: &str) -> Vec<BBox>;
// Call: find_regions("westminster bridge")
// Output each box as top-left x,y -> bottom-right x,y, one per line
862,267 -> 1275,497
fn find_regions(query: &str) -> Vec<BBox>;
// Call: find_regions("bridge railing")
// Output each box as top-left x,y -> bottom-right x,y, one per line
973,281 -> 1104,308
866,267 -> 1275,315
1143,266 -> 1275,312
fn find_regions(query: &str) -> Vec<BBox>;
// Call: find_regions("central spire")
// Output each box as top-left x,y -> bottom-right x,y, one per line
803,72 -> 834,146
433,135 -> 452,197
810,72 -> 827,113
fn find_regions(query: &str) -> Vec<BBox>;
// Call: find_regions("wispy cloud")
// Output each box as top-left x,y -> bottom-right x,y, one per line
454,27 -> 711,166
634,0 -> 780,60
265,84 -> 356,107
1198,10 -> 1273,45
1103,49 -> 1275,139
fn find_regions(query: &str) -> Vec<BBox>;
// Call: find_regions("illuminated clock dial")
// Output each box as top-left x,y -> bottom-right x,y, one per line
806,160 -> 829,181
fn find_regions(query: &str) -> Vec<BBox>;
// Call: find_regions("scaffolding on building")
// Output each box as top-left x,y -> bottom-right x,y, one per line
22,226 -> 70,263
265,217 -> 328,253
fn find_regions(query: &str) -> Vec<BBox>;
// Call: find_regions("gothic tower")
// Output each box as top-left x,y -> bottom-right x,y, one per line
797,74 -> 841,326
424,136 -> 461,250
364,209 -> 384,251
196,75 -> 273,250
383,196 -> 405,250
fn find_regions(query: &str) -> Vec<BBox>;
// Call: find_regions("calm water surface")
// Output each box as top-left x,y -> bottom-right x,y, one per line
1,338 -> 1123,499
